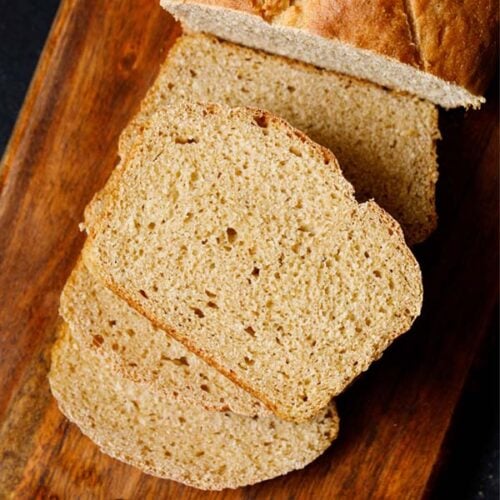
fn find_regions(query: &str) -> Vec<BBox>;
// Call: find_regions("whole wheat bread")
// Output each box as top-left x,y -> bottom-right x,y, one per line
83,101 -> 423,423
160,0 -> 498,108
49,325 -> 339,490
105,33 -> 439,245
60,259 -> 269,416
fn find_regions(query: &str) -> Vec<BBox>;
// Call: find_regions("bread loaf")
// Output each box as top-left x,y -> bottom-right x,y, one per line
160,0 -> 498,108
83,101 -> 423,423
49,325 -> 339,490
110,33 -> 439,245
60,259 -> 269,416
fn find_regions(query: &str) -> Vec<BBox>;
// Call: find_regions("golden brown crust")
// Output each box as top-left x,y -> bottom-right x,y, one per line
299,0 -> 420,66
186,0 -> 258,14
412,0 -> 498,95
187,0 -> 293,19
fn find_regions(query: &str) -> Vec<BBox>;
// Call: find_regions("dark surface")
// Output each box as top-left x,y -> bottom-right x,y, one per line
0,1 -> 497,498
431,312 -> 499,500
0,0 -> 60,153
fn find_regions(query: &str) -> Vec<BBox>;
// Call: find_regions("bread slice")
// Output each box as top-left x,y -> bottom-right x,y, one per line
49,324 -> 339,490
83,101 -> 423,423
88,34 -> 439,245
160,0 -> 498,108
60,259 -> 269,417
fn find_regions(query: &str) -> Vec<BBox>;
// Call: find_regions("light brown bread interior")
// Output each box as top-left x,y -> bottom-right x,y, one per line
49,325 -> 339,490
88,34 -> 439,245
83,102 -> 423,423
60,259 -> 269,417
160,0 -> 497,108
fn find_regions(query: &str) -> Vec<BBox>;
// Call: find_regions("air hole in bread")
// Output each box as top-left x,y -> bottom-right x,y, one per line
207,301 -> 218,309
244,356 -> 255,366
139,289 -> 148,299
253,114 -> 268,128
191,307 -> 205,318
226,227 -> 237,243
174,136 -> 198,145
171,356 -> 189,367
289,146 -> 302,157
92,335 -> 104,347
245,326 -> 256,337
200,384 -> 210,393
251,267 -> 260,278
298,224 -> 314,234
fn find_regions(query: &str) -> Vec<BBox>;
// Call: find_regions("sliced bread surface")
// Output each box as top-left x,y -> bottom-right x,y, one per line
60,259 -> 269,416
49,325 -> 339,490
102,33 -> 439,245
83,102 -> 423,422
160,0 -> 498,108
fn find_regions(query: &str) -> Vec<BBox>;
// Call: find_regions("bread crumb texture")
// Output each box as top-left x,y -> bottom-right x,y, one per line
60,259 -> 270,417
83,101 -> 423,423
119,34 -> 439,244
49,325 -> 339,490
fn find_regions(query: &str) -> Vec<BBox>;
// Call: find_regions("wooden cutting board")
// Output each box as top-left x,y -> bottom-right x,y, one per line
0,1 -> 497,498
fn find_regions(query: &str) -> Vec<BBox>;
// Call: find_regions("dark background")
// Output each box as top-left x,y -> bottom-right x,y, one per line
0,1 -> 498,498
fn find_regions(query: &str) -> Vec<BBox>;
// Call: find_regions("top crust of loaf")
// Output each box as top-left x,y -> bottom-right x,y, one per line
83,101 -> 423,422
161,0 -> 498,107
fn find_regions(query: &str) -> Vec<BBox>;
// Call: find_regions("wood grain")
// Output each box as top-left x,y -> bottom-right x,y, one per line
0,0 -> 497,498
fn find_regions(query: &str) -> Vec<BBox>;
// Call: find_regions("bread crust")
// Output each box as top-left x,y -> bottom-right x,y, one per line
300,0 -> 420,66
412,0 -> 498,95
163,0 -> 498,102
